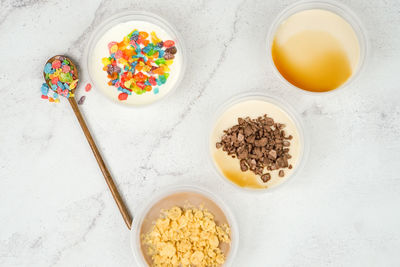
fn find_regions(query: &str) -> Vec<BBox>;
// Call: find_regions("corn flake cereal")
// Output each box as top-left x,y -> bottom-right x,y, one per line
143,206 -> 231,267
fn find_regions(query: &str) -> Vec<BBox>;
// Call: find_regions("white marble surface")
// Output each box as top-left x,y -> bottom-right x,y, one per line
1,0 -> 400,266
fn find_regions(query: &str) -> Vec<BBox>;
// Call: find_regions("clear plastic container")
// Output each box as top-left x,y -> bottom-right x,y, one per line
266,0 -> 369,94
85,11 -> 186,107
130,185 -> 239,266
208,92 -> 308,193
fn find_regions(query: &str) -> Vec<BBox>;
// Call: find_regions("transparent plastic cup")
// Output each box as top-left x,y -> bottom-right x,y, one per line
208,92 -> 308,193
85,11 -> 186,106
130,185 -> 239,266
266,0 -> 369,94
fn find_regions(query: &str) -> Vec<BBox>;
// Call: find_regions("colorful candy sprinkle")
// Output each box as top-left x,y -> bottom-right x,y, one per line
85,83 -> 92,92
41,56 -> 78,102
101,30 -> 177,101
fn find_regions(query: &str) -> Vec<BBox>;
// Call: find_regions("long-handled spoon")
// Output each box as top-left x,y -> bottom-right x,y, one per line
44,55 -> 132,229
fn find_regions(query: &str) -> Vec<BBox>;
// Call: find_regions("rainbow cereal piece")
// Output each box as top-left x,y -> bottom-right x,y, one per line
101,30 -> 177,101
41,56 -> 78,102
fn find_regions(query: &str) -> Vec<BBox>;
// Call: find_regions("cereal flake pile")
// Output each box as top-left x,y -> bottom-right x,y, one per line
143,206 -> 231,267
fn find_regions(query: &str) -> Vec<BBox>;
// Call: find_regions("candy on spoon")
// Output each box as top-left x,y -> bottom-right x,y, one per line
41,55 -> 132,229
41,55 -> 78,102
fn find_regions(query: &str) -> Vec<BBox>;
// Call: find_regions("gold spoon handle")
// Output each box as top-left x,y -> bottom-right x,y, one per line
68,97 -> 132,229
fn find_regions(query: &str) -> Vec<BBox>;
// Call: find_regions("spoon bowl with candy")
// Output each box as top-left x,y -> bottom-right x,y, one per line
43,55 -> 133,229
43,55 -> 79,98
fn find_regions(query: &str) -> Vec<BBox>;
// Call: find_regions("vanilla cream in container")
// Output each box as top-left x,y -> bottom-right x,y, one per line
268,2 -> 367,93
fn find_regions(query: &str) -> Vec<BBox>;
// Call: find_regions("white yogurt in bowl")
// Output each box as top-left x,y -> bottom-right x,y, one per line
86,11 -> 186,106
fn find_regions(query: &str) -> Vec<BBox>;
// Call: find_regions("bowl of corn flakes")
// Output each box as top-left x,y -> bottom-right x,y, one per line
130,185 -> 238,266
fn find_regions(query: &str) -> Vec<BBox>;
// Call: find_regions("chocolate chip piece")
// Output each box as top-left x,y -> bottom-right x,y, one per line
244,126 -> 253,136
240,160 -> 248,171
283,157 -> 289,167
216,142 -> 222,149
279,170 -> 285,177
237,147 -> 248,160
289,164 -> 293,169
237,133 -> 244,142
266,118 -> 274,126
276,157 -> 284,168
261,173 -> 271,183
283,141 -> 290,147
253,147 -> 263,158
246,135 -> 255,143
255,137 -> 268,147
268,150 -> 277,159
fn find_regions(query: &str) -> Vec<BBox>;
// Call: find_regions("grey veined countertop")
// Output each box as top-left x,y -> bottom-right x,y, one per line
0,0 -> 399,266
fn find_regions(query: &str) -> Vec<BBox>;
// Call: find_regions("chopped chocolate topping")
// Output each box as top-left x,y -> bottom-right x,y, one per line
268,149 -> 277,160
216,114 -> 293,183
261,173 -> 271,183
240,159 -> 249,171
